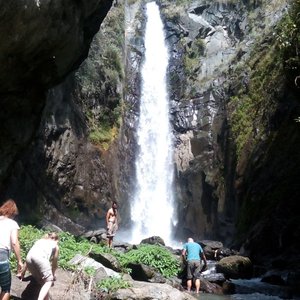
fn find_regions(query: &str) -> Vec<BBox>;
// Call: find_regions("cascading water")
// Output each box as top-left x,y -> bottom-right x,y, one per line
130,2 -> 176,246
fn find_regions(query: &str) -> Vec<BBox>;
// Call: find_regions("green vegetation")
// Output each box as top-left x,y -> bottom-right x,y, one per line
118,244 -> 180,278
232,0 -> 300,237
11,226 -> 180,286
183,37 -> 205,78
230,0 -> 300,157
10,225 -> 107,271
229,37 -> 282,157
89,119 -> 119,150
75,3 -> 125,150
96,277 -> 131,293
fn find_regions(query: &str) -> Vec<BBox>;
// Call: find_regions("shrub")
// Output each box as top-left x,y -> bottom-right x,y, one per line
118,244 -> 180,278
96,277 -> 131,293
11,225 -> 107,271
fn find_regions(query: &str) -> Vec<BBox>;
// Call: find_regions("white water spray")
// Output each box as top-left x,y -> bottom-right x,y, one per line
130,2 -> 176,246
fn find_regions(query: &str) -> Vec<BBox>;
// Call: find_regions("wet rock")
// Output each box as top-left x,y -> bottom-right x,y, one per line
141,236 -> 165,246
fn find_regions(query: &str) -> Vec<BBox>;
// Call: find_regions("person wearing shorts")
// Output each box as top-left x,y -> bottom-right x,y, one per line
20,232 -> 59,300
182,237 -> 207,293
106,201 -> 118,248
0,199 -> 23,300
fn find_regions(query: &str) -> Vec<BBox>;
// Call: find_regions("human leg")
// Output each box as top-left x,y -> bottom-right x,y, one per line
193,260 -> 201,293
107,236 -> 112,247
0,260 -> 11,300
38,281 -> 53,300
186,279 -> 192,292
27,256 -> 54,299
186,261 -> 194,292
195,278 -> 200,293
107,222 -> 116,248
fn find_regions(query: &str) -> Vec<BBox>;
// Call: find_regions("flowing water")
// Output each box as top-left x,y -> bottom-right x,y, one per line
194,293 -> 284,300
129,1 -> 176,246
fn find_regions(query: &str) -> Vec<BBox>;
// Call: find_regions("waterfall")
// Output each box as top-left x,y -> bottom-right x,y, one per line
130,2 -> 175,246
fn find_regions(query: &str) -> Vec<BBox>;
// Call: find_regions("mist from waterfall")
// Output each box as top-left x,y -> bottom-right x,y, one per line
130,2 -> 176,246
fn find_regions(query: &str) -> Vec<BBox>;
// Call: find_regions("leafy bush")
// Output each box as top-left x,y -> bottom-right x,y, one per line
96,277 -> 131,293
11,225 -> 107,271
118,244 -> 180,278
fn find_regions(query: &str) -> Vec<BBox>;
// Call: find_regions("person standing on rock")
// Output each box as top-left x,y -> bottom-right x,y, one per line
0,199 -> 23,300
182,237 -> 207,294
106,201 -> 118,248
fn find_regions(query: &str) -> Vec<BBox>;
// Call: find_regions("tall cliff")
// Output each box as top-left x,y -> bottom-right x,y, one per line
122,0 -> 299,268
0,0 -> 115,233
0,0 -> 299,270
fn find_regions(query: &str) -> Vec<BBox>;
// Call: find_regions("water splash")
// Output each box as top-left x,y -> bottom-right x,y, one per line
130,2 -> 176,246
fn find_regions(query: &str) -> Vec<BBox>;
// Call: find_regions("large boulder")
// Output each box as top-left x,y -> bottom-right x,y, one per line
216,255 -> 253,279
109,281 -> 196,300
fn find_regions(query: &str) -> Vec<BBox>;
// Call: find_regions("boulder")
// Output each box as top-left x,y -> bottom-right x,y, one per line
89,252 -> 122,272
109,281 -> 197,300
216,255 -> 253,279
141,236 -> 165,246
128,263 -> 166,283
69,254 -> 120,278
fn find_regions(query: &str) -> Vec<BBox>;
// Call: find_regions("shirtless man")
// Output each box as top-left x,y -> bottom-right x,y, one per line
106,201 -> 118,248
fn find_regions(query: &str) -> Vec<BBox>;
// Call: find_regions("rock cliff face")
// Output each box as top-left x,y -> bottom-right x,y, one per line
0,0 -> 114,232
122,0 -> 300,268
0,0 -> 299,271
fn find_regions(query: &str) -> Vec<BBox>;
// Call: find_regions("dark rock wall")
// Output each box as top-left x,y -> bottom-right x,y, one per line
0,0 -> 114,231
0,0 -> 113,92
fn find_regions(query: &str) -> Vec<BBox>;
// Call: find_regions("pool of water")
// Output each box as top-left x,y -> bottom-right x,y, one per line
190,277 -> 300,300
193,292 -> 290,300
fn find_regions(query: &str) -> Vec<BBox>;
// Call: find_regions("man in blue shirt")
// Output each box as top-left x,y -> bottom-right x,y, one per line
182,237 -> 207,293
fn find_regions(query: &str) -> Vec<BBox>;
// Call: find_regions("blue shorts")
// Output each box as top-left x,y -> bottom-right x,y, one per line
0,260 -> 11,293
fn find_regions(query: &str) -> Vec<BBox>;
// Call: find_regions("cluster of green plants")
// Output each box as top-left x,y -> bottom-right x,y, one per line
11,225 -> 107,271
96,276 -> 131,293
183,37 -> 205,78
87,106 -> 121,150
118,244 -> 180,278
